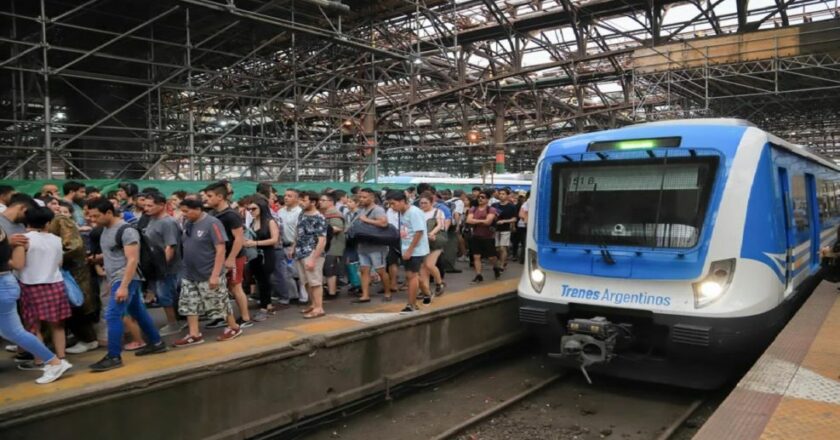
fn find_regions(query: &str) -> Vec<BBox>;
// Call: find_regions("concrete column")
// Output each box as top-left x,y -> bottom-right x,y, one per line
494,98 -> 506,174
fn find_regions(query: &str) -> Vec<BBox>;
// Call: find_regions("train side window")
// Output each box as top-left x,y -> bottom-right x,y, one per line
791,175 -> 810,233
834,182 -> 840,217
817,179 -> 829,222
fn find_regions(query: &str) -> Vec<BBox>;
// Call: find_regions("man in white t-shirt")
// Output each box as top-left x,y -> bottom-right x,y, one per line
275,189 -> 304,304
386,191 -> 429,314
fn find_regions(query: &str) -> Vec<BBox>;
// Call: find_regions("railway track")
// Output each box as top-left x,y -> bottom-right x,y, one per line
291,345 -> 723,440
431,374 -> 709,440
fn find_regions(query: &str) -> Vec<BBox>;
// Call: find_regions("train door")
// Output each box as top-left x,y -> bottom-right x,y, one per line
806,174 -> 820,269
778,167 -> 793,294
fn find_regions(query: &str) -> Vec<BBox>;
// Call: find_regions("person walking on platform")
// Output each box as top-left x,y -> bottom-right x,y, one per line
354,188 -> 393,303
466,190 -> 499,283
0,223 -> 72,384
176,199 -> 243,346
38,196 -> 99,354
319,192 -> 346,301
17,207 -> 72,368
492,188 -> 518,272
87,199 -> 167,372
418,193 -> 446,301
244,197 -> 280,321
294,191 -> 328,319
513,192 -> 529,264
276,189 -> 303,305
387,191 -> 429,314
61,181 -> 87,227
142,193 -> 185,336
204,182 -> 253,329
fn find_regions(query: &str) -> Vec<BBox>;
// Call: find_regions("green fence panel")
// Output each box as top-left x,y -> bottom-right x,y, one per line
0,179 -> 490,198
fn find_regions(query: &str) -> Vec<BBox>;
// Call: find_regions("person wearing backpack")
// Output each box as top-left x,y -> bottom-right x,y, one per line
86,199 -> 167,372
244,197 -> 280,321
142,193 -> 185,336
318,192 -> 346,301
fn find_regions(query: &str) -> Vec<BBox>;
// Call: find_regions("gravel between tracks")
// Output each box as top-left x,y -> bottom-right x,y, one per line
303,347 -> 710,440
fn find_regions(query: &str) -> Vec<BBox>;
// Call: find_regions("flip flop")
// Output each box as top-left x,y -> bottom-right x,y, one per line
299,307 -> 314,314
382,296 -> 393,302
303,311 -> 326,319
351,298 -> 371,304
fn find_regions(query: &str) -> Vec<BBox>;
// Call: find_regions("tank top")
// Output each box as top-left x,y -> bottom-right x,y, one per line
252,219 -> 275,251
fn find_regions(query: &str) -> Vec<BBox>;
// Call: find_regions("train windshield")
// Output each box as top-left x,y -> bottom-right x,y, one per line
550,157 -> 718,249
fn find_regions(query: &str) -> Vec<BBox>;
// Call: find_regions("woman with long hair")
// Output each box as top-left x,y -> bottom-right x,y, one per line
244,196 -> 280,321
418,193 -> 446,301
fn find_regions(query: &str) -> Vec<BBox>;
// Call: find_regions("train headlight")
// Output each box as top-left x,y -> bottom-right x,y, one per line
528,249 -> 545,293
692,259 -> 736,308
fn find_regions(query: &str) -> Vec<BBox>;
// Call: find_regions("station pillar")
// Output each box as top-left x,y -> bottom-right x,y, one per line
494,99 -> 506,174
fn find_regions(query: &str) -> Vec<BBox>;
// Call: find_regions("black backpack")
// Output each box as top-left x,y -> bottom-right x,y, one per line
323,212 -> 345,254
113,223 -> 167,282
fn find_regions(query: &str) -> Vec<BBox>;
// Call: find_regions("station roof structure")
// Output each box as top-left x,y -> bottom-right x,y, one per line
1,0 -> 839,181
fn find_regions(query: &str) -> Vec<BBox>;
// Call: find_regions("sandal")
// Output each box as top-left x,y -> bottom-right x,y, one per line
299,306 -> 314,314
124,341 -> 147,351
303,311 -> 326,319
351,298 -> 371,304
382,296 -> 393,302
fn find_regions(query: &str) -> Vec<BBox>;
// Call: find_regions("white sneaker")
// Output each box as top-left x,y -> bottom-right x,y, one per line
159,323 -> 185,336
36,359 -> 72,384
66,340 -> 99,354
4,344 -> 18,353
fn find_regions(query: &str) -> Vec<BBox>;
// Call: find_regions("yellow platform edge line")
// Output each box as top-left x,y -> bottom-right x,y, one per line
0,278 -> 519,410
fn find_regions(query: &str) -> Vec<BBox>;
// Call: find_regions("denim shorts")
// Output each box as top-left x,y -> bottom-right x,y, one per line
358,249 -> 386,270
154,273 -> 179,307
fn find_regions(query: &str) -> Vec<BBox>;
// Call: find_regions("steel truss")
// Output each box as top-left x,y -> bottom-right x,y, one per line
2,0 -> 840,181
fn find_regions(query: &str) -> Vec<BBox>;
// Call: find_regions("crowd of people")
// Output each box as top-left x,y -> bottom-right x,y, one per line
0,181 -> 529,384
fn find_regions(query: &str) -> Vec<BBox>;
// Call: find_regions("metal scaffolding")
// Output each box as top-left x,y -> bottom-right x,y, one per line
2,0 -> 840,181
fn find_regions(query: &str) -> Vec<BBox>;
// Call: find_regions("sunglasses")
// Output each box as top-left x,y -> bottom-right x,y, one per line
478,196 -> 487,199
247,207 -> 259,212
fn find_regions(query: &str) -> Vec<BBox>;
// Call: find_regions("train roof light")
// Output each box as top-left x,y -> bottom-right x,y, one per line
588,137 -> 681,152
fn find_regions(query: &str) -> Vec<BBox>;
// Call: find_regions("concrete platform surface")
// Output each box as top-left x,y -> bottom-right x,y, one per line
696,281 -> 840,439
0,266 -> 524,440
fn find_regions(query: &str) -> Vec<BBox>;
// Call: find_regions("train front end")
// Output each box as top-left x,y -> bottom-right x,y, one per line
518,122 -> 786,389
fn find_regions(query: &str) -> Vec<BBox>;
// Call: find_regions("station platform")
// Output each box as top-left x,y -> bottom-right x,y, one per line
0,268 -> 523,440
696,281 -> 840,439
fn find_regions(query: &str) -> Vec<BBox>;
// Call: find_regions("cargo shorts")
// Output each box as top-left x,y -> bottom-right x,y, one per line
179,277 -> 233,320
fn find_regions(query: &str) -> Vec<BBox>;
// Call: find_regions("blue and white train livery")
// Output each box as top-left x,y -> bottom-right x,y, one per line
518,119 -> 838,388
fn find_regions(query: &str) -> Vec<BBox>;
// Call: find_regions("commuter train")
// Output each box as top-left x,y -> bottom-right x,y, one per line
370,173 -> 532,192
518,119 -> 838,388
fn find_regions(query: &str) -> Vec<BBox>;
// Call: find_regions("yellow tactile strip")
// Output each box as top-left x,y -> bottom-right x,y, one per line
762,397 -> 840,439
760,290 -> 840,439
695,282 -> 839,439
0,278 -> 518,416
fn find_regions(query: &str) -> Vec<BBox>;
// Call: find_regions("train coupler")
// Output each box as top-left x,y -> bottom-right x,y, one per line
548,317 -> 632,385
